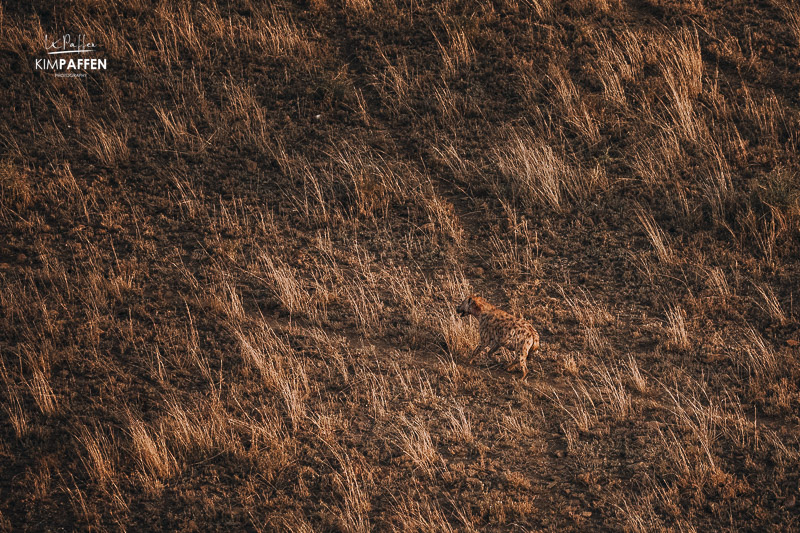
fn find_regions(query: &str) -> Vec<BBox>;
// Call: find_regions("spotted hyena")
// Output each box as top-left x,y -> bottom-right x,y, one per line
457,295 -> 540,379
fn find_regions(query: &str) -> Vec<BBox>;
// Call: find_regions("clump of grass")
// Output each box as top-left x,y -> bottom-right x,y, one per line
660,382 -> 723,487
436,26 -> 475,78
373,47 -> 416,115
419,186 -> 464,247
257,253 -> 315,319
4,387 -> 29,438
660,28 -> 703,99
527,0 -> 554,19
754,283 -> 787,326
701,144 -> 735,227
128,417 -> 178,485
236,322 -> 291,382
561,352 -> 580,376
391,491 -> 463,532
775,1 -> 800,46
326,141 -> 402,219
552,381 -> 597,433
594,362 -> 632,419
561,287 -> 613,354
28,369 -> 57,415
0,159 -> 33,214
591,29 -> 645,106
257,7 -> 318,60
495,128 -> 598,211
741,86 -> 786,142
394,415 -> 443,478
636,207 -> 674,263
431,140 -> 479,185
326,447 -> 372,533
547,63 -> 601,143
76,424 -> 117,486
705,266 -> 730,302
344,0 -> 373,17
664,305 -> 691,352
439,311 -> 479,360
82,120 -> 129,167
625,355 -> 648,394
445,404 -> 474,444
343,280 -> 385,336
737,326 -> 777,379
487,208 -> 540,277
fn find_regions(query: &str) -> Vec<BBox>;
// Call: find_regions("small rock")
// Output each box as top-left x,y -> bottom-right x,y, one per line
582,511 -> 592,518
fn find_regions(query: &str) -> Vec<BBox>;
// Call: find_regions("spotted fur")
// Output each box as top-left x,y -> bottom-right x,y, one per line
457,295 -> 540,379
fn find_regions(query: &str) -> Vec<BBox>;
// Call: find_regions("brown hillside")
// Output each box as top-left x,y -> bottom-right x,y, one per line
1,1 -> 799,530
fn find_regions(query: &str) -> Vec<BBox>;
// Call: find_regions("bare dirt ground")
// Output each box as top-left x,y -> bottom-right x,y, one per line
1,0 -> 800,531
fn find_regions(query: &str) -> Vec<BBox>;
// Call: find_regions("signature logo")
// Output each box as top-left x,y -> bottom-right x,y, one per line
35,34 -> 107,77
46,34 -> 98,55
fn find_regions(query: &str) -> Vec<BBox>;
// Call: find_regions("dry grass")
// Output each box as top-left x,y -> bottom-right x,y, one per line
394,415 -> 443,478
754,282 -> 788,326
436,26 -> 475,78
636,207 -> 674,263
76,424 -> 117,486
439,311 -> 479,360
494,128 -> 604,211
594,362 -> 632,420
664,304 -> 691,352
547,63 -> 601,144
128,418 -> 178,485
552,381 -> 598,433
625,355 -> 648,394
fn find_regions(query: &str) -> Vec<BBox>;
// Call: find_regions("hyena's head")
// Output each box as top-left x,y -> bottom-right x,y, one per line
457,295 -> 484,317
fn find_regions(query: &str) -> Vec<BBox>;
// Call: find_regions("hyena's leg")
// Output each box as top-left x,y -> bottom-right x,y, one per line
520,357 -> 528,380
471,339 -> 500,366
484,340 -> 502,361
468,340 -> 489,364
520,338 -> 535,380
508,339 -> 533,378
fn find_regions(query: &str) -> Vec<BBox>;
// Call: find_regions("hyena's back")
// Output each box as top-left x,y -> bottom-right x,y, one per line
459,295 -> 540,379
